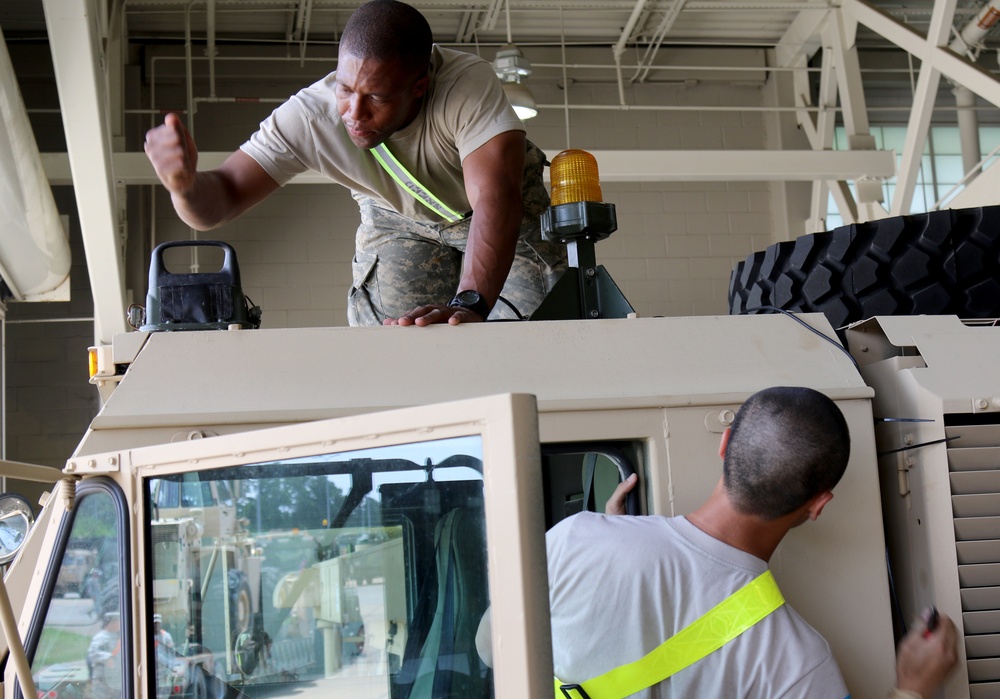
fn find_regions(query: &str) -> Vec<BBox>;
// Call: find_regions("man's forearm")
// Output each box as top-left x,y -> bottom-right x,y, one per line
457,129 -> 528,310
169,170 -> 241,231
164,151 -> 279,231
458,199 -> 522,308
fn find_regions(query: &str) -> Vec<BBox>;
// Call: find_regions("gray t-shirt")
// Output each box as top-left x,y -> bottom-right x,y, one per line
547,513 -> 850,699
241,45 -> 525,223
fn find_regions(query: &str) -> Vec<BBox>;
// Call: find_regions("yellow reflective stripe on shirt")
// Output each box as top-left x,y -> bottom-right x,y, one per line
554,570 -> 785,699
370,144 -> 465,223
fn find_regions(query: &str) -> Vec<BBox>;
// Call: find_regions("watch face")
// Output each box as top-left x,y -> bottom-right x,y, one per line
457,290 -> 482,304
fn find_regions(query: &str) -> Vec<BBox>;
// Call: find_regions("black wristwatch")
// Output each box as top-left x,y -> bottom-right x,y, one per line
448,290 -> 491,320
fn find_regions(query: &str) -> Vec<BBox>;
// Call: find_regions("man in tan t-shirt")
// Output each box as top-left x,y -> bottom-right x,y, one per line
144,0 -> 566,326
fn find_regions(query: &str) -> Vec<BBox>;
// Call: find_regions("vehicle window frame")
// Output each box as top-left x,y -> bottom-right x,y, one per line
123,393 -> 549,698
541,441 -> 643,528
18,477 -> 134,699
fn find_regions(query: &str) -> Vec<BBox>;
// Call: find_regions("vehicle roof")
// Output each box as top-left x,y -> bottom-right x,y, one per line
73,314 -> 869,459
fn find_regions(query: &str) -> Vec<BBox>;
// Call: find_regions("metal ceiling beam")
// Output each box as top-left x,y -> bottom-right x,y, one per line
775,9 -> 845,228
614,0 -> 652,61
775,9 -> 878,225
843,0 -> 961,216
774,9 -> 827,67
42,149 -> 897,184
632,0 -> 689,82
893,0 -> 955,216
480,0 -> 506,33
842,0 -> 1000,108
826,8 -> 889,222
455,10 -> 480,42
839,0 -> 1000,217
42,0 -> 128,345
292,0 -> 308,40
827,10 -> 869,141
815,36 -> 858,225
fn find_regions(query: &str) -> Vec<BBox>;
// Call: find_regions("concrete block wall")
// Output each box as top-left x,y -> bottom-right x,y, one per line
3,190 -> 100,477
3,45 -> 98,484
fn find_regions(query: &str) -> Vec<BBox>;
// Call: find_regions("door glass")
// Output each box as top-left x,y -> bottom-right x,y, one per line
29,488 -> 127,699
146,435 -> 494,699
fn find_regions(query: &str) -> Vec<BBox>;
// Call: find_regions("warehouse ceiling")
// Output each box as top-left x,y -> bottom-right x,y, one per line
1,0 -> 998,57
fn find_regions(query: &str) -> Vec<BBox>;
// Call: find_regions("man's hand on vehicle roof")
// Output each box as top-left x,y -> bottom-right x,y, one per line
384,304 -> 486,326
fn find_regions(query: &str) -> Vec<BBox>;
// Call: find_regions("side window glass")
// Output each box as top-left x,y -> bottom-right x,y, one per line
217,480 -> 234,507
28,487 -> 128,699
541,442 -> 643,528
146,437 -> 494,699
155,480 -> 179,509
181,478 -> 201,507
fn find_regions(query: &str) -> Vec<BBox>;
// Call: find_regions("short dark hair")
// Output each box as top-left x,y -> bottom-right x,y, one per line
723,386 -> 850,520
340,0 -> 433,75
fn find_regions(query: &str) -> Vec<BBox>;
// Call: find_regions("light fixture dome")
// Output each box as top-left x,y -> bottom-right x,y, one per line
493,44 -> 538,120
501,81 -> 538,120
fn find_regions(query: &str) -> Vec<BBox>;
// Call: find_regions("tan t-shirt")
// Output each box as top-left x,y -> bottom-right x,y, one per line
241,46 -> 526,223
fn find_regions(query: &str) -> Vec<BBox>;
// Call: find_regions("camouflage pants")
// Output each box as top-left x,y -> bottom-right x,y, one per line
347,141 -> 568,326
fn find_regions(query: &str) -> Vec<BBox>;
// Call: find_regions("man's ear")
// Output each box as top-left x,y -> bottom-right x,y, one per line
412,73 -> 430,99
718,427 -> 731,460
806,491 -> 834,521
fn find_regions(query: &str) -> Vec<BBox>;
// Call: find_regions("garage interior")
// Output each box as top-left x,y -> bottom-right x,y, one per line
0,0 -> 998,477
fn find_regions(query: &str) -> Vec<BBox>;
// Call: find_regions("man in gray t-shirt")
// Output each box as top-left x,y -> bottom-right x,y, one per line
144,0 -> 566,327
547,386 -> 958,699
549,386 -> 854,698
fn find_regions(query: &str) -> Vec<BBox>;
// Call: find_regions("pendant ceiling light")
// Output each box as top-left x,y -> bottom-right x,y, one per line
493,44 -> 537,120
492,0 -> 538,122
501,80 -> 537,120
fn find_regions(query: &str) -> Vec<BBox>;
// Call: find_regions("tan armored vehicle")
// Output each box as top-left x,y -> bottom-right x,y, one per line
2,207 -> 999,699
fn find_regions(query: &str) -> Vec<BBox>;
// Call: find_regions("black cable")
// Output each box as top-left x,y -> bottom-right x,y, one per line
876,435 -> 961,457
743,306 -> 860,371
493,295 -> 526,321
886,546 -> 908,637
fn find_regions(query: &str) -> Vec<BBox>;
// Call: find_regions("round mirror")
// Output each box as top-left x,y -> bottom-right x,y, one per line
0,494 -> 35,565
233,630 -> 259,676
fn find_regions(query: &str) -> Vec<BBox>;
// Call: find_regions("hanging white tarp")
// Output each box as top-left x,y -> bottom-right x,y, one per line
0,25 -> 70,301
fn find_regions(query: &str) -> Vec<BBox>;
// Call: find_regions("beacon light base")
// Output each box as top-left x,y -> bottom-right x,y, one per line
540,201 -> 618,243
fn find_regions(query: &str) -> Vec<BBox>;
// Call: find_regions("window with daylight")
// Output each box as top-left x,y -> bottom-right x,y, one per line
825,125 -> 1000,230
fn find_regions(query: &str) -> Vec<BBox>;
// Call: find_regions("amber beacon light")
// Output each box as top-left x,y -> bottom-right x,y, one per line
532,149 -> 633,321
550,149 -> 603,205
541,149 -> 617,243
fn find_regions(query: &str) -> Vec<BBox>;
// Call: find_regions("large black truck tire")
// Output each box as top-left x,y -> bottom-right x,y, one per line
729,205 -> 1000,329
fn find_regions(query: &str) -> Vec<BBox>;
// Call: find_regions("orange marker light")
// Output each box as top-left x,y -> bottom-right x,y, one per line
550,149 -> 603,206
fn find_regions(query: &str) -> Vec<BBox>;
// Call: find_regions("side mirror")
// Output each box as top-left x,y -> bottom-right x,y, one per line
0,494 -> 34,565
233,630 -> 260,676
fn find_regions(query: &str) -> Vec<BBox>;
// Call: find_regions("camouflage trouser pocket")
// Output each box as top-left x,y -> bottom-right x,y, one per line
348,250 -> 381,326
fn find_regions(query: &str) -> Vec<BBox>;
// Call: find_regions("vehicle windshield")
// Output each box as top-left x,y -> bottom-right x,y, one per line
145,436 -> 492,699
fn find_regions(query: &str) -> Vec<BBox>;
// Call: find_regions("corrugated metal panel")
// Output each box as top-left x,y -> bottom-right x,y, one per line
949,422 -> 1000,689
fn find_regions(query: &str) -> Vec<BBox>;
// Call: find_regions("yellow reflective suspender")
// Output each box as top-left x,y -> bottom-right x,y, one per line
554,570 -> 785,699
369,143 -> 466,223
